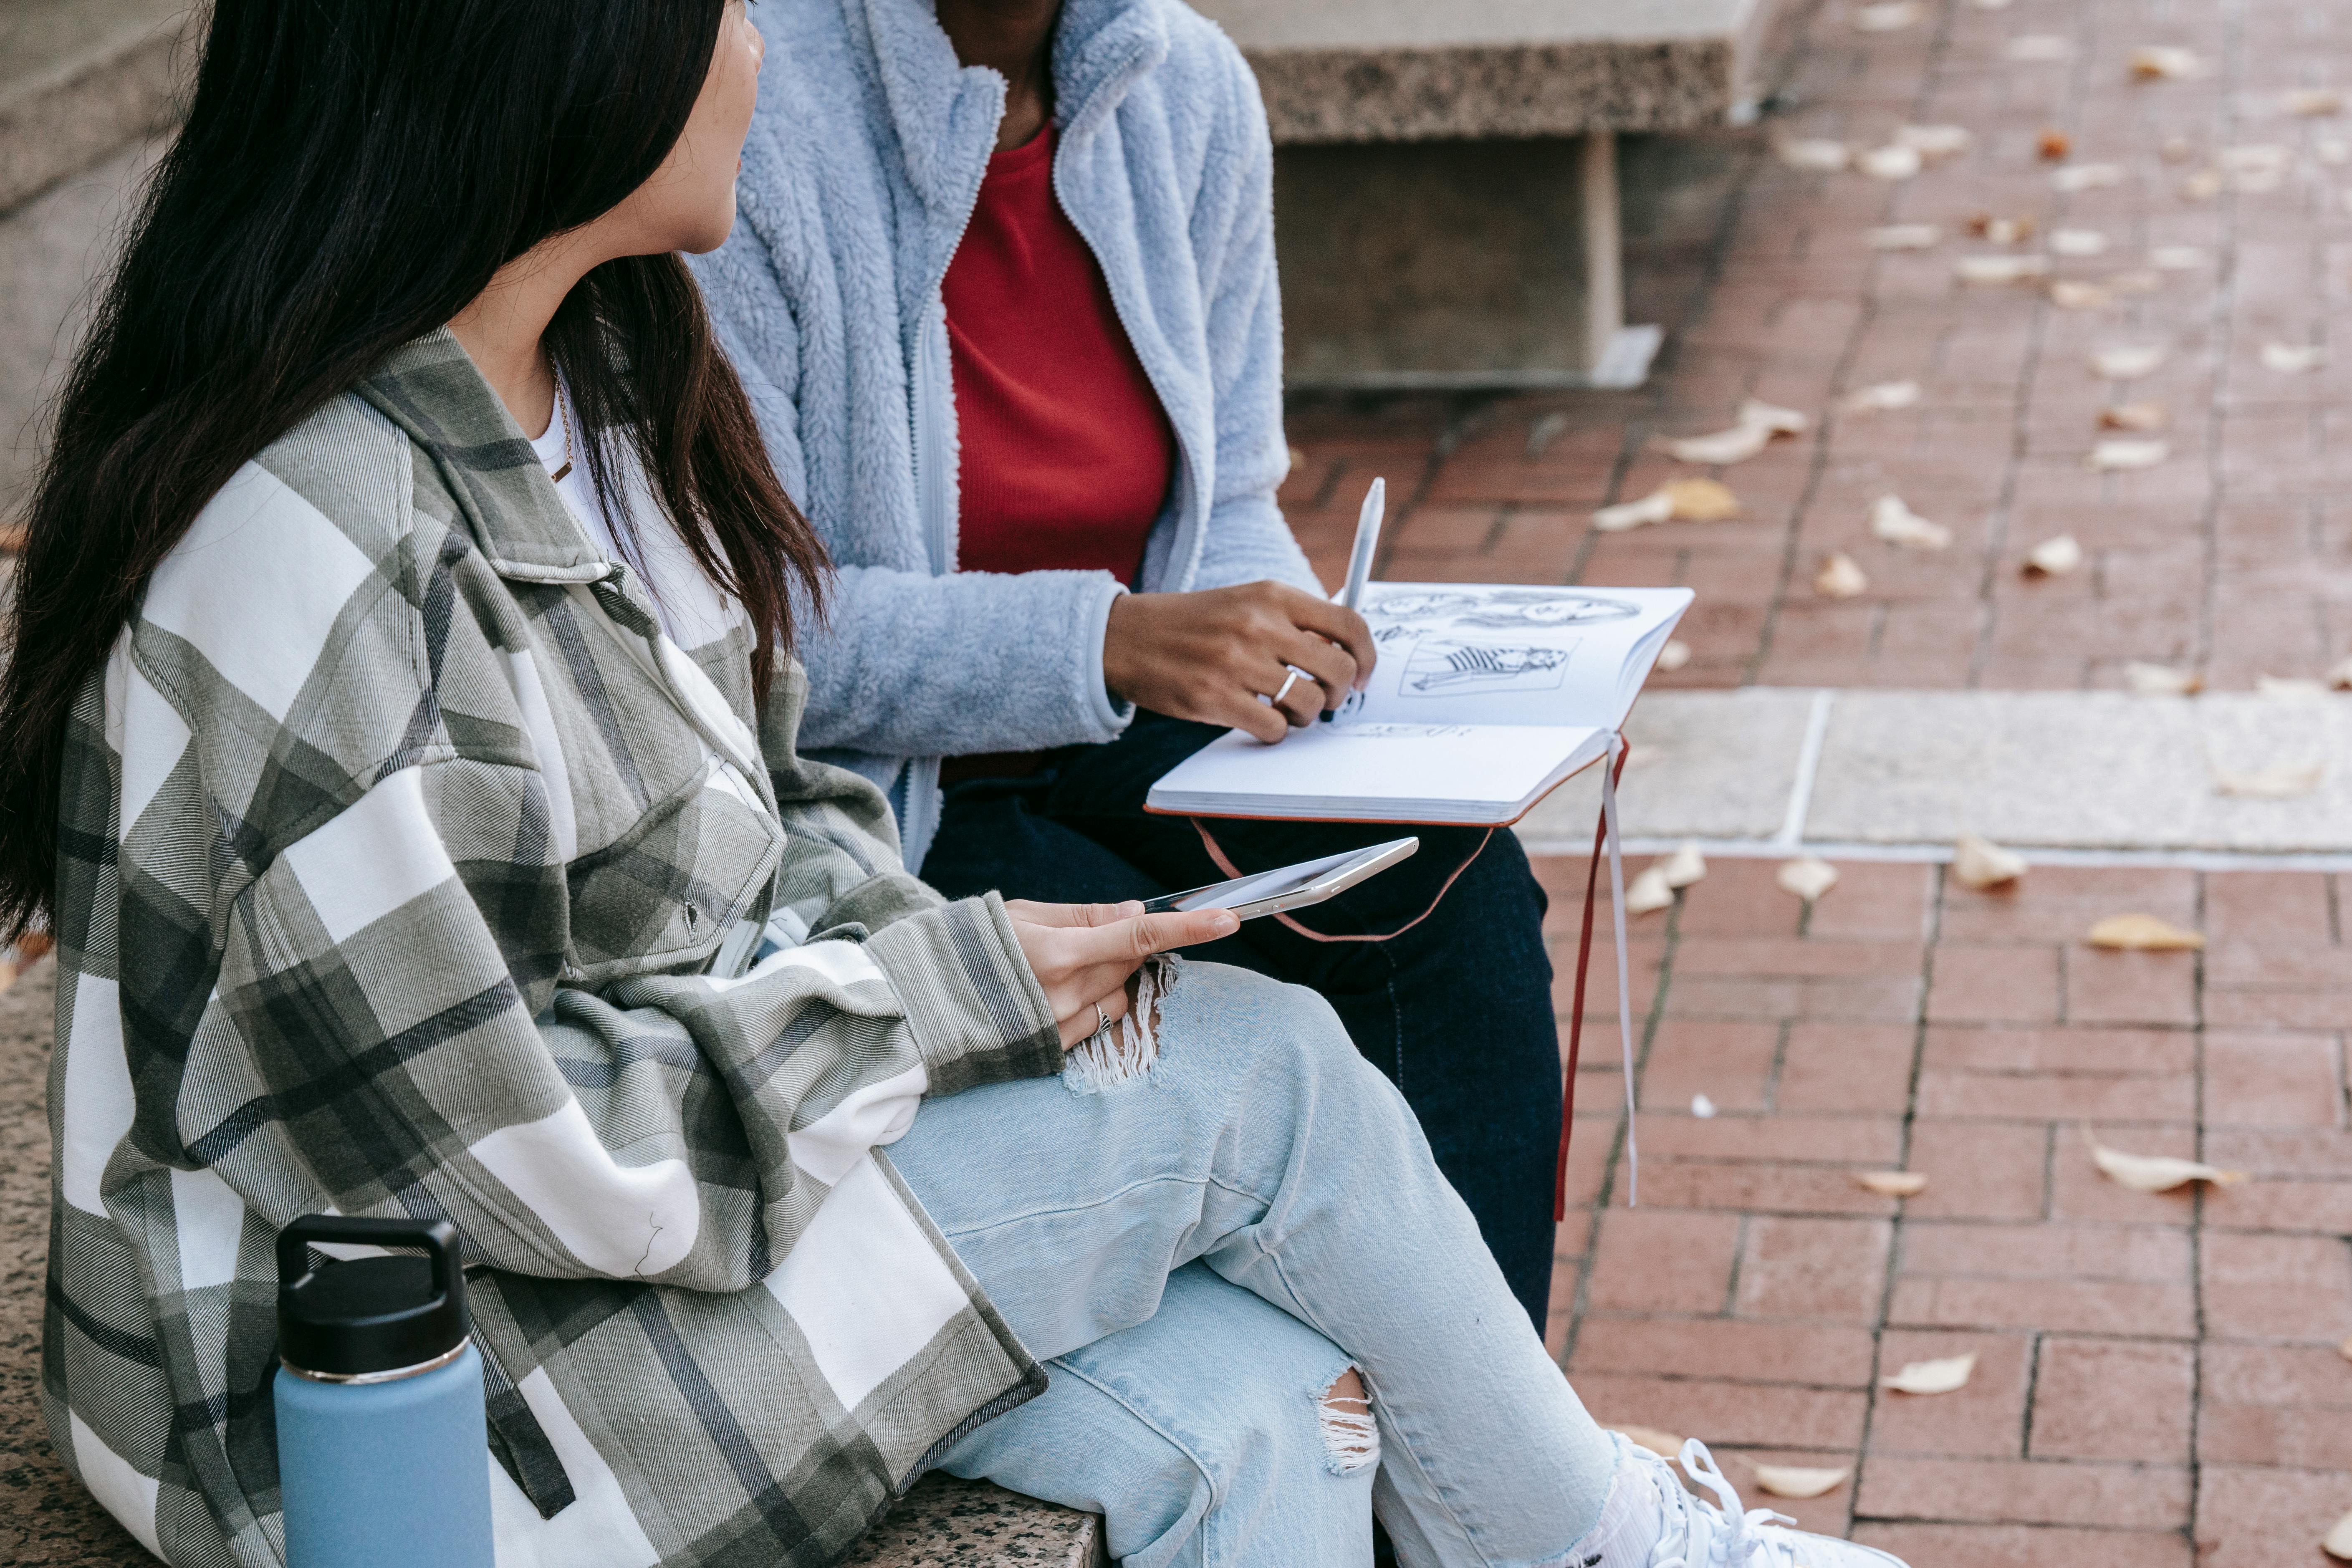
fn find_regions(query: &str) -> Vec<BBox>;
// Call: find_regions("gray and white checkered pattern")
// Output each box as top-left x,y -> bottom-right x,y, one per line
44,330 -> 1063,1565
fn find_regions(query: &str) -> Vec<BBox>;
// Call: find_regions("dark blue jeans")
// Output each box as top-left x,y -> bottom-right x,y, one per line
918,712 -> 1561,1329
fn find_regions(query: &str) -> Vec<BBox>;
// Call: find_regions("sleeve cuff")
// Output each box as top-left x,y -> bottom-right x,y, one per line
1085,578 -> 1136,736
865,892 -> 1063,1096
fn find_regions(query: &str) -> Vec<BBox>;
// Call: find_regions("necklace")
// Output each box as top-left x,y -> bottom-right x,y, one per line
546,375 -> 575,485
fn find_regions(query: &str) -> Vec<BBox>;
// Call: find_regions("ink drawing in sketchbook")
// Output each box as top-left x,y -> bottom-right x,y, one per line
1145,584 -> 1694,824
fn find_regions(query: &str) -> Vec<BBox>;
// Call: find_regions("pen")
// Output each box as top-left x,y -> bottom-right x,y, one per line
1321,476 -> 1385,721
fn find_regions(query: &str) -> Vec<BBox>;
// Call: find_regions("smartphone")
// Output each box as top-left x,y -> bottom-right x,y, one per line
1139,838 -> 1419,922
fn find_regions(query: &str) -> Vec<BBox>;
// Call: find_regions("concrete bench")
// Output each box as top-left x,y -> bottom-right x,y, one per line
0,958 -> 1105,1565
1190,0 -> 1781,390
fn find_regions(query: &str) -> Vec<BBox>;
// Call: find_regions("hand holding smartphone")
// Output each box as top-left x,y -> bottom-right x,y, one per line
1140,838 -> 1419,922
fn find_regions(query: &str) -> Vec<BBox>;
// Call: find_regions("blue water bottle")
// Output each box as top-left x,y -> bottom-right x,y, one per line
273,1215 -> 495,1568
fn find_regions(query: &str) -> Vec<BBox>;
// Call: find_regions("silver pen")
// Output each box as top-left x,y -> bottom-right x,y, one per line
1321,477 -> 1385,720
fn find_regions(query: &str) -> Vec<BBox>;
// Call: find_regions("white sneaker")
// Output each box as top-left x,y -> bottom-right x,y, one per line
1579,1435 -> 1910,1568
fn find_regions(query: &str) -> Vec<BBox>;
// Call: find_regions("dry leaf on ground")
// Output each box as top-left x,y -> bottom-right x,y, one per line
2261,343 -> 2327,373
1656,639 -> 1693,673
1952,834 -> 2027,889
2129,45 -> 2201,79
2160,136 -> 2198,163
1898,124 -> 1972,159
1690,1093 -> 1718,1119
1814,553 -> 1869,598
2326,656 -> 2352,691
1659,841 -> 1708,889
1854,1170 -> 1931,1197
1871,495 -> 1953,550
1867,223 -> 1943,250
2050,227 -> 2109,256
2009,35 -> 2071,62
1609,1426 -> 1685,1460
2084,1127 -> 2245,1192
2214,763 -> 2324,799
2099,402 -> 2168,431
1752,1465 -> 1852,1500
1859,144 -> 1925,180
2087,438 -> 2169,471
1883,1353 -> 1977,1394
2180,169 -> 2224,200
1968,213 -> 2036,244
2036,128 -> 2073,161
2327,1511 -> 2352,1563
2091,344 -> 2167,379
2052,162 -> 2126,192
1662,477 -> 1742,521
2049,280 -> 2114,311
1852,0 -> 1923,30
2025,535 -> 2084,576
1844,379 -> 1923,412
1957,254 -> 2051,285
1777,856 -> 1841,901
1593,491 -> 1675,532
2124,661 -> 2203,695
2149,245 -> 2208,270
1667,424 -> 1772,466
2087,913 -> 2205,950
1779,138 -> 1853,172
1626,865 -> 1677,915
1739,399 -> 1810,435
2259,675 -> 2329,702
2287,89 -> 2345,116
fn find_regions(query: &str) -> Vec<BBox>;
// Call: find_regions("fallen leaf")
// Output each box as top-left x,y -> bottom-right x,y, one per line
1739,398 -> 1811,436
2036,128 -> 2074,161
1852,0 -> 1923,30
1952,834 -> 2027,889
2008,35 -> 2071,62
1867,223 -> 1943,250
2258,674 -> 2329,703
2090,344 -> 2167,379
1870,494 -> 1953,550
1593,491 -> 1675,532
2124,661 -> 2203,695
1667,425 -> 1773,466
1526,411 -> 1571,459
2049,280 -> 2114,310
2052,162 -> 2127,192
1859,144 -> 1924,180
2327,655 -> 2352,691
1957,254 -> 2051,285
1779,138 -> 1853,172
2084,1126 -> 2244,1191
1609,1425 -> 1685,1460
1854,1169 -> 1931,1197
2327,1511 -> 2352,1563
2050,227 -> 2109,256
2160,136 -> 2198,163
1662,477 -> 1743,522
2289,90 -> 2345,118
1844,379 -> 1924,413
2099,402 -> 2168,431
1967,212 -> 2036,244
1656,639 -> 1693,673
1898,124 -> 1972,159
1626,865 -> 1677,915
2087,438 -> 2170,471
1777,856 -> 1841,901
2024,534 -> 2084,576
2129,44 -> 2201,80
1752,1464 -> 1852,1500
2262,342 -> 2327,373
2214,762 -> 2324,799
1813,552 -> 1869,599
2087,913 -> 2205,951
1660,841 -> 1708,889
1690,1093 -> 1718,1119
2319,138 -> 2352,167
2180,169 -> 2224,200
2149,245 -> 2208,270
1883,1353 -> 1977,1394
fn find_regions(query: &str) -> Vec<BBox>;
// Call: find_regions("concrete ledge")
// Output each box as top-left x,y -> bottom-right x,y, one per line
0,0 -> 191,215
1191,0 -> 1768,144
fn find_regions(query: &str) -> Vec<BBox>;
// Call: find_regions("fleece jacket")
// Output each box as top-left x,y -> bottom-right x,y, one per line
692,0 -> 1322,869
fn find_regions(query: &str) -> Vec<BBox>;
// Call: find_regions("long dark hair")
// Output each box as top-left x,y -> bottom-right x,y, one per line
0,0 -> 826,941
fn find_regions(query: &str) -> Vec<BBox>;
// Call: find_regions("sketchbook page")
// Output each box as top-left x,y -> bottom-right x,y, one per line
1147,722 -> 1606,817
1338,583 -> 1695,730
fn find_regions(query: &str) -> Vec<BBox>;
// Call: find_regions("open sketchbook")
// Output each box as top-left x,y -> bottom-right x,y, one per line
1145,583 -> 1694,824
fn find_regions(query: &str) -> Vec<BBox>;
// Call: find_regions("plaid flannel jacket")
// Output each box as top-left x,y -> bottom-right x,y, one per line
44,331 -> 1065,1567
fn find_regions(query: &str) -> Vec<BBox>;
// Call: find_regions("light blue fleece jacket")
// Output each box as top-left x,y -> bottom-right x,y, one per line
692,0 -> 1322,869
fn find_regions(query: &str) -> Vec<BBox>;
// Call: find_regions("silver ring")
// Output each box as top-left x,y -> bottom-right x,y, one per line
1271,669 -> 1304,706
1093,1000 -> 1112,1038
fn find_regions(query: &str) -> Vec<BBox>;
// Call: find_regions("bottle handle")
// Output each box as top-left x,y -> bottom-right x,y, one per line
276,1215 -> 462,1304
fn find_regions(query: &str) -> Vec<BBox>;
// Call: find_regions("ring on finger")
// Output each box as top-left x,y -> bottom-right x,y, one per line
1271,666 -> 1316,707
1092,1000 -> 1112,1039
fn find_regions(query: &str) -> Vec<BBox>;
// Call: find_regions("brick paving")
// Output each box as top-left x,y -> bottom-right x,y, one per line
1280,0 -> 2352,694
1532,854 -> 2352,1563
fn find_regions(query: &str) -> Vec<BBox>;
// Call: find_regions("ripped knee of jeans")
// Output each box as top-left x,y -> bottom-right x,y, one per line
1062,954 -> 1179,1095
1316,1366 -> 1379,1477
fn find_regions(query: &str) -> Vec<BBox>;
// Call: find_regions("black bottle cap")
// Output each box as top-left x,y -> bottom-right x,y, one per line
275,1215 -> 470,1379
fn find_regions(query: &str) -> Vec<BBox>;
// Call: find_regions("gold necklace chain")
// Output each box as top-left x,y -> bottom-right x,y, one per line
546,367 -> 575,485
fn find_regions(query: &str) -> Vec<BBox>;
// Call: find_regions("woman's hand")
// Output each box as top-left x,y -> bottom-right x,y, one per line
1004,899 -> 1238,1048
1103,583 -> 1377,743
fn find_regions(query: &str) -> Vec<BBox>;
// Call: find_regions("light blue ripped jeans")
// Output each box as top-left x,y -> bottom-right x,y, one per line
886,959 -> 1621,1568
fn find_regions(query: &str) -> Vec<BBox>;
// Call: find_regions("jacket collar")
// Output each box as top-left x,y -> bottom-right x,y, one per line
358,329 -> 611,584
